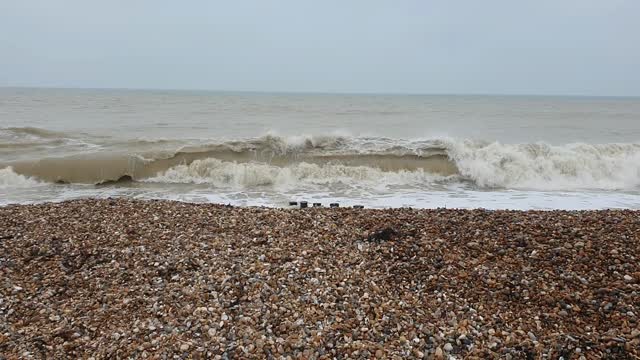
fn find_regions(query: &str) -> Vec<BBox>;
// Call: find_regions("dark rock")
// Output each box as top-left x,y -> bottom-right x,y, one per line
366,227 -> 398,242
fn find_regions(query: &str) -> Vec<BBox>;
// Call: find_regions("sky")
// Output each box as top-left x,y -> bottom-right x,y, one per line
1,0 -> 639,96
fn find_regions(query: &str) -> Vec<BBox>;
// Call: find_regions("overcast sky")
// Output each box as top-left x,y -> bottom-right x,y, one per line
1,0 -> 639,96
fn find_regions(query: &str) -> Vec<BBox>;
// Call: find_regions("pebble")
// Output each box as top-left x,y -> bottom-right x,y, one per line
0,199 -> 638,358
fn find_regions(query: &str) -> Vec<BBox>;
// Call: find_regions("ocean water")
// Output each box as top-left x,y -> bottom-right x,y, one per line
2,87 -> 640,209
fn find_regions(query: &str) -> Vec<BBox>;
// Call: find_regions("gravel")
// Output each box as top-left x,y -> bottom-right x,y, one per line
0,199 -> 639,358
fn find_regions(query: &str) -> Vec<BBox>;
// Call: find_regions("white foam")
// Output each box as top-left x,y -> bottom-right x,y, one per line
147,188 -> 640,210
0,167 -> 41,189
446,140 -> 640,190
194,135 -> 640,192
147,138 -> 640,192
145,158 -> 444,189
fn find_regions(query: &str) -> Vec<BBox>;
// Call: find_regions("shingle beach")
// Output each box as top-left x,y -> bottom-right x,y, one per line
1,199 -> 639,359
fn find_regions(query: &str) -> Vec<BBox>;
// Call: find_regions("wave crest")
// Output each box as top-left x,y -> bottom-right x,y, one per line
448,141 -> 640,190
3,132 -> 640,191
146,158 -> 442,188
0,167 -> 42,189
1,126 -> 65,139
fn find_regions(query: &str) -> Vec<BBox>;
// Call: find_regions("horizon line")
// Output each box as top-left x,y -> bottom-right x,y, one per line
1,85 -> 639,99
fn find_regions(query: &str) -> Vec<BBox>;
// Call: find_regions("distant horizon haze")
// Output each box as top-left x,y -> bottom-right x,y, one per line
2,86 -> 639,99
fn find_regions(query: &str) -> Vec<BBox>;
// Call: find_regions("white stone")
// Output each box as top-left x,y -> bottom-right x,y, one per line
443,343 -> 453,352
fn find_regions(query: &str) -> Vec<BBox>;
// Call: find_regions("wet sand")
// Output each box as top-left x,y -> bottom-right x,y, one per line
1,199 -> 639,359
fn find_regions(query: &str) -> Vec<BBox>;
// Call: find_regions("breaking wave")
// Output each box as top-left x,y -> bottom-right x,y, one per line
1,126 -> 67,139
146,158 -> 442,188
2,132 -> 640,191
448,141 -> 640,190
0,167 -> 42,189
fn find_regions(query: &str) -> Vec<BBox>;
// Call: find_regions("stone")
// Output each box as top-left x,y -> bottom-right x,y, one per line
2,199 -> 640,358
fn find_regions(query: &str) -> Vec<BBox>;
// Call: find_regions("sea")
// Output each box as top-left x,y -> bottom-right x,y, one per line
2,87 -> 640,209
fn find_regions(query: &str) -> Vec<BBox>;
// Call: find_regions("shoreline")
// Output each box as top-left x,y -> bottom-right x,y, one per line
1,199 -> 639,358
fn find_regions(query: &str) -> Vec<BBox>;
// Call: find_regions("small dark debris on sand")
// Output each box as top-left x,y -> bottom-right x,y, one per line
366,227 -> 398,242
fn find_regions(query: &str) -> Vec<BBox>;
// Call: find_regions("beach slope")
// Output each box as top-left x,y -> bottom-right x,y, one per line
1,199 -> 638,358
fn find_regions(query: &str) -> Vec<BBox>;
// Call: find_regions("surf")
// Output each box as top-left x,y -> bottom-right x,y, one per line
2,133 -> 640,191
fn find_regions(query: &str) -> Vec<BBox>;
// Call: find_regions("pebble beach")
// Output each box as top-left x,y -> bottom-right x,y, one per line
1,199 -> 639,359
